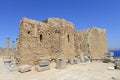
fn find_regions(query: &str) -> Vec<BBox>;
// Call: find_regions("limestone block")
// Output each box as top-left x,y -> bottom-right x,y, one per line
35,65 -> 50,72
84,55 -> 90,62
56,59 -> 66,69
103,52 -> 114,63
115,60 -> 120,70
8,65 -> 19,71
68,58 -> 74,64
74,58 -> 80,64
79,54 -> 85,62
4,59 -> 11,64
38,61 -> 50,67
3,56 -> 11,63
104,52 -> 114,61
18,65 -> 31,73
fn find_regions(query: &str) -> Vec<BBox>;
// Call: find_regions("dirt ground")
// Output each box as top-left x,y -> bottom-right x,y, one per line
0,57 -> 120,80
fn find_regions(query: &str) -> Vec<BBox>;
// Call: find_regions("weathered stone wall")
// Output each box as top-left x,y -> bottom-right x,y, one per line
17,17 -> 108,65
75,27 -> 108,58
88,27 -> 108,58
17,17 -> 75,65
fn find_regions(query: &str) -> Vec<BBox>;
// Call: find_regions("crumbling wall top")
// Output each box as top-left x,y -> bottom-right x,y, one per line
20,17 -> 74,28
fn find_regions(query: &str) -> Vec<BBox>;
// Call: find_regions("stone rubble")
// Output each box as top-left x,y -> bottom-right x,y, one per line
35,65 -> 50,72
56,59 -> 66,69
38,61 -> 50,67
68,57 -> 74,65
74,58 -> 80,64
18,65 -> 31,73
103,52 -> 114,63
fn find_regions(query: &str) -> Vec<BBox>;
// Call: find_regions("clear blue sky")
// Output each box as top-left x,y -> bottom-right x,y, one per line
0,0 -> 120,49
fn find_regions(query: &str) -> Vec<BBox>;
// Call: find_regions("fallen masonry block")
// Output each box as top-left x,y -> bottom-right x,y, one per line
18,65 -> 31,73
68,58 -> 74,64
38,61 -> 50,67
8,65 -> 19,71
4,59 -> 11,64
104,52 -> 114,59
115,60 -> 120,70
79,54 -> 85,62
35,65 -> 50,72
104,52 -> 114,62
74,58 -> 80,64
56,59 -> 66,69
84,55 -> 91,62
4,59 -> 11,68
103,58 -> 111,63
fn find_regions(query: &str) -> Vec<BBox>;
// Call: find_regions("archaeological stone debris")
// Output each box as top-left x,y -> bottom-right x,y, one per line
103,52 -> 114,63
0,17 -> 108,71
56,59 -> 66,69
18,65 -> 31,73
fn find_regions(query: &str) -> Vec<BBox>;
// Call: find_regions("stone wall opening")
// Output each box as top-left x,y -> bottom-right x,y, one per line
27,31 -> 30,34
67,34 -> 70,42
40,34 -> 43,42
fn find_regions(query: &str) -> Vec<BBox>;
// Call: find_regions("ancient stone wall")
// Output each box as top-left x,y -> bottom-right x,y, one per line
88,27 -> 108,58
16,17 -> 108,65
75,27 -> 108,58
17,17 -> 75,65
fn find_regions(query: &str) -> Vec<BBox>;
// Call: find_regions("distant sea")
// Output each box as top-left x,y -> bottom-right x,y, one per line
109,49 -> 120,58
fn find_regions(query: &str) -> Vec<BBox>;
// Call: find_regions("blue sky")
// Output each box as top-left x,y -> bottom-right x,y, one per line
0,0 -> 120,48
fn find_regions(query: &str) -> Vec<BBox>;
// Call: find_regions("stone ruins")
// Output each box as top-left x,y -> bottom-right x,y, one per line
14,17 -> 108,65
0,17 -> 108,66
0,38 -> 15,57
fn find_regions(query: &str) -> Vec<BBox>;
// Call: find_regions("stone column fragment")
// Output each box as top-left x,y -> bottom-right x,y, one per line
6,38 -> 10,55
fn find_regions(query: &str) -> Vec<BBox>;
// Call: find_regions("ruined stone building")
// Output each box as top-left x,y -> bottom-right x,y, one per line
0,38 -> 15,57
16,17 -> 108,65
